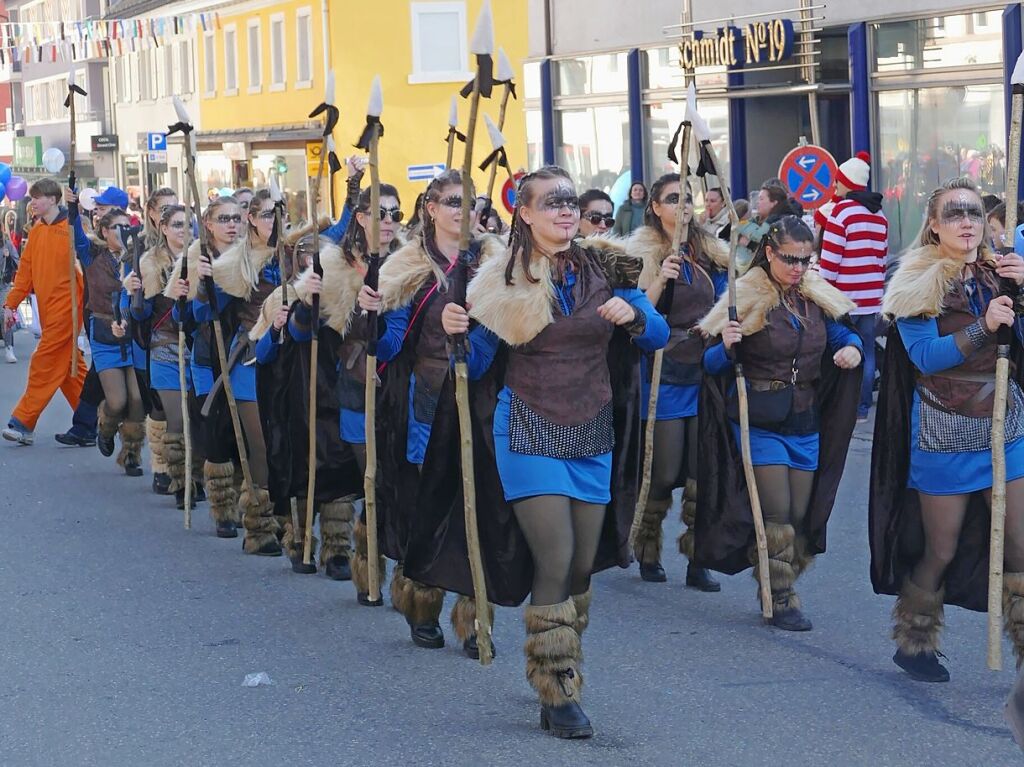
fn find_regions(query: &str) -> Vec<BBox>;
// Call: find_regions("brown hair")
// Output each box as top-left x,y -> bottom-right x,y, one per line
642,172 -> 709,264
419,169 -> 472,287
916,177 -> 993,258
505,165 -> 575,285
29,178 -> 61,202
342,182 -> 401,264
144,186 -> 177,246
97,207 -> 130,240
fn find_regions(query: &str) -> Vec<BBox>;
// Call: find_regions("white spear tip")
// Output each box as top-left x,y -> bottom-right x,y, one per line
1013,51 -> 1024,86
173,95 -> 191,124
67,64 -> 77,87
367,76 -> 383,117
325,70 -> 336,106
484,114 -> 505,151
326,136 -> 336,152
470,0 -> 494,56
269,176 -> 282,203
496,47 -> 515,82
686,83 -> 711,143
448,95 -> 459,127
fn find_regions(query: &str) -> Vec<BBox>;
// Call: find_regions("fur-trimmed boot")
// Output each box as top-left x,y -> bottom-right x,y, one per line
571,589 -> 592,637
451,595 -> 497,660
319,498 -> 354,581
204,460 -> 239,538
679,479 -> 720,592
633,496 -> 671,582
1004,573 -> 1024,669
352,517 -> 385,605
97,404 -> 119,458
191,448 -> 206,503
757,522 -> 812,632
390,563 -> 409,612
281,503 -> 317,574
525,599 -> 593,739
163,431 -> 193,510
240,484 -> 282,556
147,417 -> 172,494
892,579 -> 948,682
393,575 -> 445,649
116,420 -> 145,477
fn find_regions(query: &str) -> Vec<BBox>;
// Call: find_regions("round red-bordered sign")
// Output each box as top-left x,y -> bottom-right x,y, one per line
501,172 -> 525,214
778,145 -> 838,211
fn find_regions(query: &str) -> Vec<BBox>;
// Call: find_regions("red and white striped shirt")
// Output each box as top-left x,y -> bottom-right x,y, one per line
818,198 -> 888,314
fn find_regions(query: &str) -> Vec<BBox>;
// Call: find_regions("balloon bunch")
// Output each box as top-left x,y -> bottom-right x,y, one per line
0,162 -> 28,202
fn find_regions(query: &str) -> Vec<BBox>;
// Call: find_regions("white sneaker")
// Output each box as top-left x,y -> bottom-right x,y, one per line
3,347 -> 14,363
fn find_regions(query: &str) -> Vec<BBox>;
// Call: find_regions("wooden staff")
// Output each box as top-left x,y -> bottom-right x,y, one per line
179,166 -> 195,528
360,76 -> 385,606
629,120 -> 692,552
445,96 -> 460,171
65,66 -> 85,377
988,52 -> 1024,670
688,85 -> 772,618
299,71 -> 339,570
170,97 -> 257,516
480,48 -> 516,223
451,0 -> 496,666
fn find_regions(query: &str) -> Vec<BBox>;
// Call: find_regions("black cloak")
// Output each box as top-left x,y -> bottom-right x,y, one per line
868,325 -> 1024,612
692,345 -> 861,575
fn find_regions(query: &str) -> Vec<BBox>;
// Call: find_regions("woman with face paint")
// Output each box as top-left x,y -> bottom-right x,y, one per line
629,172 -> 731,591
697,214 -> 863,632
871,177 -> 1024,683
412,165 -> 668,738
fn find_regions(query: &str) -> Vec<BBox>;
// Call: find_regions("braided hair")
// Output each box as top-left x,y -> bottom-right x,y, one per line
418,169 -> 472,289
504,165 -> 576,286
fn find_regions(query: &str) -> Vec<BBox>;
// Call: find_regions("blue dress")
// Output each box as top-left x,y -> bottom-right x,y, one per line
468,274 -> 669,503
703,312 -> 862,471
125,288 -> 192,392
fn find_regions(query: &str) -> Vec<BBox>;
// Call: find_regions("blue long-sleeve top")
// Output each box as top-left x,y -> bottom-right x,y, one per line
463,278 -> 670,382
703,313 -> 862,376
194,261 -> 282,324
121,287 -> 153,323
71,216 -> 93,264
321,207 -> 353,244
255,326 -> 282,365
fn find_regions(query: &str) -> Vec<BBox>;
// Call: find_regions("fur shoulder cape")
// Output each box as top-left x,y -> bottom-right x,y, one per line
162,237 -> 274,302
882,244 -> 996,320
164,240 -> 202,301
248,285 -> 285,342
699,266 -> 854,338
291,241 -> 364,336
468,236 -> 642,347
377,233 -> 505,313
633,225 -> 730,290
136,245 -> 176,299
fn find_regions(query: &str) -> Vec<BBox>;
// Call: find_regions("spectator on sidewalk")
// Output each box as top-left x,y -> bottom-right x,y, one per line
0,210 -> 18,363
700,187 -> 730,240
817,152 -> 888,422
612,181 -> 648,236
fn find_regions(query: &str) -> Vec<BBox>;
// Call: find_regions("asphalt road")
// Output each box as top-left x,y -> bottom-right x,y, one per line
0,336 -> 1021,766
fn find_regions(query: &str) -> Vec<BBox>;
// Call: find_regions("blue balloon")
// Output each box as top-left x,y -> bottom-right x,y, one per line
0,163 -> 12,186
0,182 -> 8,202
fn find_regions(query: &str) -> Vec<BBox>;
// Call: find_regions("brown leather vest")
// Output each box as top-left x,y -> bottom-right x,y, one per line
413,261 -> 466,393
742,293 -> 828,415
237,273 -> 278,332
504,252 -> 614,426
84,248 -> 126,320
664,255 -> 716,366
916,262 -> 1002,418
149,291 -> 179,349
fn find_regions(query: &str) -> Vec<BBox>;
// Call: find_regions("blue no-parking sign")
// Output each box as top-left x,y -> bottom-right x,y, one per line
778,145 -> 837,210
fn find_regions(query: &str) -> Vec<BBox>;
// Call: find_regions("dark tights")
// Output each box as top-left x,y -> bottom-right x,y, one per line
912,478 -> 1024,592
752,464 -> 815,527
649,416 -> 697,501
98,367 -> 145,422
513,496 -> 606,606
200,395 -> 268,488
155,389 -> 183,434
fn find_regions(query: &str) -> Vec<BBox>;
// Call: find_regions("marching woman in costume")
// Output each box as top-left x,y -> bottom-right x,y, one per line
80,208 -> 147,476
630,172 -> 728,590
419,166 -> 668,738
123,204 -> 194,509
870,177 -> 1024,682
195,189 -> 280,554
358,169 -> 504,652
695,214 -> 863,631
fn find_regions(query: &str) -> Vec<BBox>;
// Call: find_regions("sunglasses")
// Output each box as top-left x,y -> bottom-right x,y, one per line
775,252 -> 813,268
539,194 -> 580,212
438,195 -> 463,209
215,214 -> 243,224
582,212 -> 614,227
379,207 -> 404,223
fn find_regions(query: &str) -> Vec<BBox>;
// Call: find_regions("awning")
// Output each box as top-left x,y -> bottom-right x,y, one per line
169,124 -> 321,147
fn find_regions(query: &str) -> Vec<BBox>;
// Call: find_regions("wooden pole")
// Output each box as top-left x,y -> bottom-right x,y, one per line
446,129 -> 456,171
179,179 -> 194,529
483,84 -> 513,207
68,91 -> 79,377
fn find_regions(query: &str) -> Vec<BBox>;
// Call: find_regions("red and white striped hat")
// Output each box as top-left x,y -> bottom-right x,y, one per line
836,151 -> 871,191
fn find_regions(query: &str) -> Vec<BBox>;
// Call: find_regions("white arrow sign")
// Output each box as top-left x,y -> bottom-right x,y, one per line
802,188 -> 822,201
797,155 -> 816,171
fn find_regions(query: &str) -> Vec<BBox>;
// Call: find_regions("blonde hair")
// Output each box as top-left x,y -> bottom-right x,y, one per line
915,177 -> 994,260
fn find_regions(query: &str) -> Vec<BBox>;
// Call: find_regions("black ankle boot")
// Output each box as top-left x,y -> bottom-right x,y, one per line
216,521 -> 238,539
462,634 -> 497,660
289,550 -> 317,574
357,591 -> 384,607
194,483 -> 207,503
639,560 -> 667,582
685,563 -> 721,592
325,555 -> 352,581
410,622 -> 445,649
97,433 -> 115,458
769,606 -> 813,632
175,488 -> 197,510
540,702 -> 593,739
124,458 -> 144,477
152,472 -> 172,495
245,537 -> 283,556
893,649 -> 950,683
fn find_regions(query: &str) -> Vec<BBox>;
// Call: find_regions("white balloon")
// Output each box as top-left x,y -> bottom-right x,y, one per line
42,147 -> 66,174
79,187 -> 97,211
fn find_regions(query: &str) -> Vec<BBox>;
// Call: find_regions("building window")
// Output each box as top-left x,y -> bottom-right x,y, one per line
270,13 -> 286,92
409,2 -> 468,84
139,48 -> 152,100
554,105 -> 630,195
557,53 -> 628,97
178,40 -> 193,96
873,13 -> 1001,73
203,31 -> 216,97
247,20 -> 262,93
161,45 -> 174,98
295,8 -> 313,88
644,98 -> 730,192
223,25 -> 238,95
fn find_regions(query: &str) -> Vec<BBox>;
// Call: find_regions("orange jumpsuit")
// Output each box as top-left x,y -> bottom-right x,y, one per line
3,213 -> 87,430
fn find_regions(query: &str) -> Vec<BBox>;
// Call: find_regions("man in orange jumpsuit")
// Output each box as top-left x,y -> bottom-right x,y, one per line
2,179 -> 87,445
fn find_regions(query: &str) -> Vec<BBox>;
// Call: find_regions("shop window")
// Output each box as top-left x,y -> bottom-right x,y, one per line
644,98 -> 730,201
247,20 -> 262,93
554,104 -> 630,198
409,2 -> 468,84
873,13 -> 1001,73
296,8 -> 313,88
557,53 -> 628,97
525,109 -> 543,171
270,14 -> 286,92
223,25 -> 238,95
203,31 -> 216,97
876,83 -> 1005,254
523,61 -> 541,101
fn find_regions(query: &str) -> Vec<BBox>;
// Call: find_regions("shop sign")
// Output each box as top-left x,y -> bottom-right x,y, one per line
14,136 -> 42,168
680,19 -> 795,69
306,141 -> 323,177
91,134 -> 119,152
